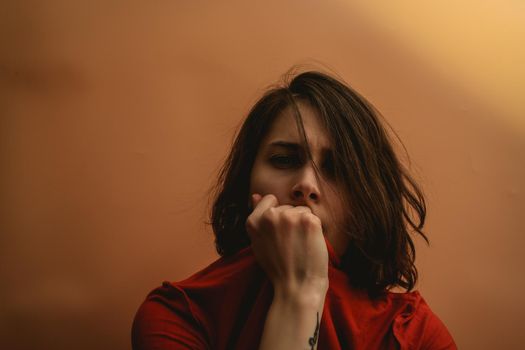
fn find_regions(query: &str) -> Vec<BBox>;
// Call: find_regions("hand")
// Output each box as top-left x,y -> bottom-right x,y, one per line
246,193 -> 329,299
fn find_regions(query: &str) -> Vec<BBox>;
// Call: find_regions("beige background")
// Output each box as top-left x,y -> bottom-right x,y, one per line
1,1 -> 524,349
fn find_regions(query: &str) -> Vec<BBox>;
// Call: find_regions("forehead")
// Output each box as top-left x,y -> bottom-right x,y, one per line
262,101 -> 332,150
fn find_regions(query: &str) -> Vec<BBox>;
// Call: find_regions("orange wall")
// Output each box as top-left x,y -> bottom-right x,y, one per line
1,1 -> 523,349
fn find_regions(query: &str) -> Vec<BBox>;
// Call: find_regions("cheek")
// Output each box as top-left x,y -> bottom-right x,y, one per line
325,191 -> 346,223
249,164 -> 287,198
250,172 -> 275,194
249,162 -> 269,195
249,173 -> 262,194
249,161 -> 260,190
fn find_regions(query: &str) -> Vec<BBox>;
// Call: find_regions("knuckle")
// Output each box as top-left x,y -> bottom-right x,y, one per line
261,207 -> 276,222
263,194 -> 278,208
300,213 -> 321,230
267,193 -> 277,200
266,194 -> 278,203
298,205 -> 312,213
280,211 -> 295,226
245,217 -> 256,233
261,208 -> 278,229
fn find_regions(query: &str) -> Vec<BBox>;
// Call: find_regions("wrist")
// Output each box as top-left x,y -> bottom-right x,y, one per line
273,278 -> 328,308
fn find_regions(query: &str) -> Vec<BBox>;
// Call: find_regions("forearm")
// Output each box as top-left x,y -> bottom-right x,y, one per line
258,283 -> 327,350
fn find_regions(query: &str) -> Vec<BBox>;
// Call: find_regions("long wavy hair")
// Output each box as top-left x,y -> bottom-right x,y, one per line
209,69 -> 428,297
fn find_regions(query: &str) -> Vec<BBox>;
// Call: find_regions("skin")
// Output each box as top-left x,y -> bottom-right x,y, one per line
248,100 -> 350,258
246,101 -> 350,350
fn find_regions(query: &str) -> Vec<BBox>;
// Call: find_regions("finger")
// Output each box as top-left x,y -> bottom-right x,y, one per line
286,205 -> 313,214
250,193 -> 279,219
270,204 -> 295,213
251,193 -> 263,208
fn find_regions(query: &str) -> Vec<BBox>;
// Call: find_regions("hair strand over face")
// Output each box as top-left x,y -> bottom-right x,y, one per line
207,69 -> 428,298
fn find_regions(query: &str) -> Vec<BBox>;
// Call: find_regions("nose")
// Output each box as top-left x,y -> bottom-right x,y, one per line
291,163 -> 321,204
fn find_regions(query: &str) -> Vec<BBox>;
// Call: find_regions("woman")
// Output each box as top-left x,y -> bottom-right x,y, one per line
132,70 -> 457,349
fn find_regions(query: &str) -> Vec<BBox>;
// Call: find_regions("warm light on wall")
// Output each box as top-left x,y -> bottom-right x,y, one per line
346,0 -> 525,130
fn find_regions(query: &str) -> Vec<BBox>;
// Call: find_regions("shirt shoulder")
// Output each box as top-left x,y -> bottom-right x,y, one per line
131,282 -> 210,350
131,247 -> 263,350
391,292 -> 457,350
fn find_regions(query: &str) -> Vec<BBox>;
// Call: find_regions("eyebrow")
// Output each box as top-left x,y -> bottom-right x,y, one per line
267,140 -> 332,153
267,141 -> 302,151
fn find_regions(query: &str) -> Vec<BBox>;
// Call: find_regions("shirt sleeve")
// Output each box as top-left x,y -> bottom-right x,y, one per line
393,298 -> 457,350
418,311 -> 457,350
132,284 -> 210,350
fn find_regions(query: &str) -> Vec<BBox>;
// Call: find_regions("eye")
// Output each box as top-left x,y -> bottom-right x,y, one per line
321,153 -> 335,179
269,154 -> 301,169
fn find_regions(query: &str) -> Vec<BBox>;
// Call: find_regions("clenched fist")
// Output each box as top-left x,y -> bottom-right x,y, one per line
246,193 -> 329,299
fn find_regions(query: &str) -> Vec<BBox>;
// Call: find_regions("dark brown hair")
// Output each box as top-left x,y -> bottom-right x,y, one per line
209,69 -> 428,296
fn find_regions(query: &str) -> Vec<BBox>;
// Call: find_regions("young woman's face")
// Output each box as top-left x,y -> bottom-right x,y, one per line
249,101 -> 349,257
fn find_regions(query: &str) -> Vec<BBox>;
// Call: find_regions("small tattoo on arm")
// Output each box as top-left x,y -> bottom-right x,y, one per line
308,312 -> 320,349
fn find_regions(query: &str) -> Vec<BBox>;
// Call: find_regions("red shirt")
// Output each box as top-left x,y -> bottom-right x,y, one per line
132,242 -> 456,349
